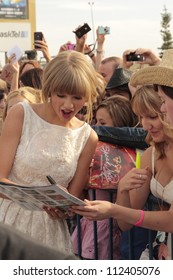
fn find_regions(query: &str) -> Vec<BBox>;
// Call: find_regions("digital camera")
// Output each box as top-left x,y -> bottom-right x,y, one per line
126,52 -> 145,62
25,50 -> 37,60
98,26 -> 110,35
73,23 -> 91,38
67,43 -> 75,50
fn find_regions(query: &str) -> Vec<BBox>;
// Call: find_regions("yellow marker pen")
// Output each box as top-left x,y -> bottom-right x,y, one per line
136,151 -> 141,169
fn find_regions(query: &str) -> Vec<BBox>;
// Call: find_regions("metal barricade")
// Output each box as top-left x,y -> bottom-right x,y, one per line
74,189 -> 173,260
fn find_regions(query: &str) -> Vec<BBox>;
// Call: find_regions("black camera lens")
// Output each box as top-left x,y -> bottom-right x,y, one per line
126,52 -> 144,62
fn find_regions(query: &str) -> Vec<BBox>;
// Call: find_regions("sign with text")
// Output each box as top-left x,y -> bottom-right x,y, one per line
0,0 -> 28,19
88,141 -> 136,189
0,22 -> 31,51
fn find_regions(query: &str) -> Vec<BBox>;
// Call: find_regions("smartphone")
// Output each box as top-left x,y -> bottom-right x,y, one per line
73,23 -> 91,38
34,32 -> 43,49
126,52 -> 144,62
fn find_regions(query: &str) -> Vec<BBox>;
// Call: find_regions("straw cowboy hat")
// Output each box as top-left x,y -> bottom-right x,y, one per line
130,49 -> 173,87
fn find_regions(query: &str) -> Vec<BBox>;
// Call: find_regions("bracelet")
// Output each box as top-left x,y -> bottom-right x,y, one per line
96,49 -> 103,54
134,210 -> 145,227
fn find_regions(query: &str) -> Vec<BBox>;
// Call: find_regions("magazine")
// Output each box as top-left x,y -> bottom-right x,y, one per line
0,181 -> 85,211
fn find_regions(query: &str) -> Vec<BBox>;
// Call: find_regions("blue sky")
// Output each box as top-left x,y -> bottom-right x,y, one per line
35,0 -> 173,58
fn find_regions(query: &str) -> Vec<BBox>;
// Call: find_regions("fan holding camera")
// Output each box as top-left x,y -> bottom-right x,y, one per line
72,23 -> 91,53
58,23 -> 111,69
58,41 -> 76,53
94,26 -> 110,70
58,23 -> 95,62
34,32 -> 52,63
123,48 -> 161,70
74,23 -> 98,65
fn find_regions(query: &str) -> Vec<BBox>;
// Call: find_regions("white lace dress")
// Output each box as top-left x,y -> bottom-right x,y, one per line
141,147 -> 173,260
0,102 -> 91,254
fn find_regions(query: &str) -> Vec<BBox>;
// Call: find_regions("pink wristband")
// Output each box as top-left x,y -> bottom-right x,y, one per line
134,210 -> 145,227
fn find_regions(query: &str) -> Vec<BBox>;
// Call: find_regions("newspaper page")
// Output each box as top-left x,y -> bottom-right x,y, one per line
0,182 -> 85,211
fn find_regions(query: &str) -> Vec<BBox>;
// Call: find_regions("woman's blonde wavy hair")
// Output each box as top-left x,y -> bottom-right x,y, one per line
131,85 -> 173,158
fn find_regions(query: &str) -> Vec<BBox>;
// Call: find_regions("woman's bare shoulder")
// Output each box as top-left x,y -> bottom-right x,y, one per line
141,146 -> 153,168
5,103 -> 25,121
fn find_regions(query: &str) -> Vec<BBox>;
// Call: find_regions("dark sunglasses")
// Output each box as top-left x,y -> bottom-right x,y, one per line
77,106 -> 87,115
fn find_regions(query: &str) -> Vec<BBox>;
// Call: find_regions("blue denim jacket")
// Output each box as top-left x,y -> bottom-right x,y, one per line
92,126 -> 148,150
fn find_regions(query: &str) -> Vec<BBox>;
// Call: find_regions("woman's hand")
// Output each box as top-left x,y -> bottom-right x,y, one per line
122,49 -> 135,69
118,167 -> 151,193
58,42 -> 70,53
96,27 -> 105,46
122,48 -> 161,68
34,39 -> 52,62
134,48 -> 161,65
43,206 -> 68,219
71,199 -> 114,220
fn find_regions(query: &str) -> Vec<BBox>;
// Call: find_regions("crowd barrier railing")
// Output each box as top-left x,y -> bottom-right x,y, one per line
74,189 -> 173,260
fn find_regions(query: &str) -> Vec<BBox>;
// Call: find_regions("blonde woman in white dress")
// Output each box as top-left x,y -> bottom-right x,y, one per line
0,51 -> 99,255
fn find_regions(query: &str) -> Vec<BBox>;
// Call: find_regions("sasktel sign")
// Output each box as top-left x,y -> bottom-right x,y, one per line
0,30 -> 28,38
0,22 -> 31,52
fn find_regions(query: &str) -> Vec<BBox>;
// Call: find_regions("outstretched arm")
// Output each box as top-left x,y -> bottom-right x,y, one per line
72,199 -> 173,233
95,27 -> 105,71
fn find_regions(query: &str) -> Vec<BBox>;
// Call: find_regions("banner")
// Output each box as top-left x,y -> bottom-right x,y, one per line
0,0 -> 28,19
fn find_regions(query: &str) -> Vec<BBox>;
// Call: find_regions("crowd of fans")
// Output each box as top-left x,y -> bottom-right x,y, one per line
0,24 -> 173,261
